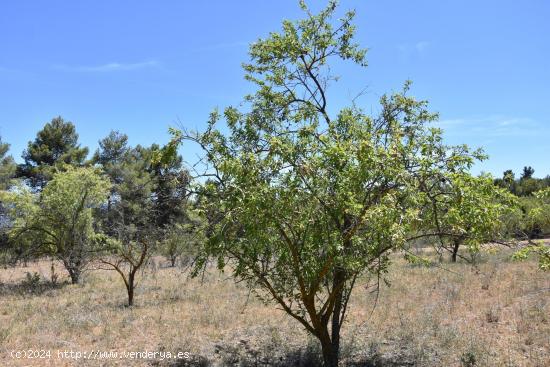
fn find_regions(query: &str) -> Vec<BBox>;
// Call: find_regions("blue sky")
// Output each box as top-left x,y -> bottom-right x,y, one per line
1,0 -> 548,177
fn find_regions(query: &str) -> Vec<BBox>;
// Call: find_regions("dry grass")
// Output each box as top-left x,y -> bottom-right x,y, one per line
0,249 -> 548,366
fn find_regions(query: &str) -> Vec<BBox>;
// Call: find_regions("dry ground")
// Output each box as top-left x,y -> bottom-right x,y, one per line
0,248 -> 548,367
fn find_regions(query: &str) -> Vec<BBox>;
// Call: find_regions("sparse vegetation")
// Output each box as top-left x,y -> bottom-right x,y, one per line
0,2 -> 548,367
1,167 -> 111,284
0,250 -> 548,366
157,3 -> 533,366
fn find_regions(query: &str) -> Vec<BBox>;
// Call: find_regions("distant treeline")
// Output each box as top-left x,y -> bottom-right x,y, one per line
0,117 -> 200,305
494,167 -> 550,197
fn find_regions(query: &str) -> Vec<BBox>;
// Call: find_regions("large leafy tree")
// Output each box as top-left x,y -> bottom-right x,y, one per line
162,2 -> 494,366
1,167 -> 110,283
19,116 -> 89,189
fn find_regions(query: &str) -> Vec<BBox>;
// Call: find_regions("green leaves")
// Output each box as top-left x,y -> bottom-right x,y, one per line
2,167 -> 111,272
512,242 -> 550,271
420,172 -> 517,260
508,187 -> 550,239
41,166 -> 111,224
152,127 -> 183,168
158,2 -> 516,350
0,136 -> 16,190
19,116 -> 89,189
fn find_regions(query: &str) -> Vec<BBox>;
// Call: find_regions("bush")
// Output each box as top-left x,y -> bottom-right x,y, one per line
21,272 -> 41,292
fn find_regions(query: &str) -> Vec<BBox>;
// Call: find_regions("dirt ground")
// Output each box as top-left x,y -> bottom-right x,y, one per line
0,248 -> 549,366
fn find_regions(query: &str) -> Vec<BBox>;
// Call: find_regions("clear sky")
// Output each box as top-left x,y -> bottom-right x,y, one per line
1,0 -> 548,177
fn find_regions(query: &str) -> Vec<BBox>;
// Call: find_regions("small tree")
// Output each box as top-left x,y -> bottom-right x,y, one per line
161,3 -> 490,365
512,188 -> 550,270
96,143 -> 158,306
94,131 -> 194,305
426,173 -> 516,262
1,167 -> 110,283
99,226 -> 155,306
516,187 -> 550,239
160,212 -> 204,267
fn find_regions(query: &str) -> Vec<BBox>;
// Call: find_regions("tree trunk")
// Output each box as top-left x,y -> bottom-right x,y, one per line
170,256 -> 176,267
451,238 -> 461,263
318,327 -> 339,367
68,267 -> 81,284
330,268 -> 345,364
315,268 -> 346,367
318,220 -> 351,366
126,272 -> 135,306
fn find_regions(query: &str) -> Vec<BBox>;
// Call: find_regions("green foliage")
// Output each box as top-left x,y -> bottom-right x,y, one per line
495,167 -> 549,197
404,253 -> 434,267
21,272 -> 42,292
94,132 -> 191,233
422,173 -> 516,261
160,211 -> 205,267
96,142 -> 154,236
93,130 -> 130,166
460,351 -> 477,367
521,166 -> 534,180
517,178 -> 545,197
92,130 -> 130,188
506,188 -> 550,270
508,188 -> 550,239
1,166 -> 111,282
0,136 -> 17,256
93,133 -> 192,305
96,143 -> 157,278
149,144 -> 191,228
161,3 -> 495,365
19,116 -> 89,189
512,241 -> 550,271
0,136 -> 16,190
534,187 -> 550,200
494,168 -> 549,241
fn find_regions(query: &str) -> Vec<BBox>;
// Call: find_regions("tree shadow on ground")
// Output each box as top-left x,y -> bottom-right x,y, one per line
162,342 -> 417,367
0,274 -> 70,296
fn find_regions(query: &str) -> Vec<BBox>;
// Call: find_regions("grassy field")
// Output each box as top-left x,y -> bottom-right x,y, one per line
0,249 -> 548,366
